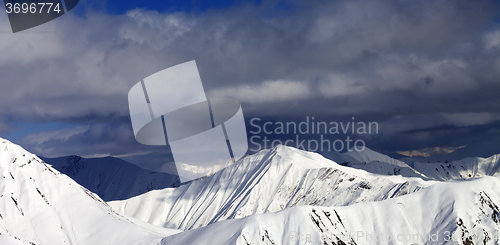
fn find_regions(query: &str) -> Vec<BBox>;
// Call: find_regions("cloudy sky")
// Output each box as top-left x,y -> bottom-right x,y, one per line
0,0 -> 499,171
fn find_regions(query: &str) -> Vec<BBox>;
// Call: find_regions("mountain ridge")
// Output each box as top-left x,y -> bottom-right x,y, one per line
321,147 -> 430,179
161,174 -> 500,244
413,153 -> 500,181
110,144 -> 433,230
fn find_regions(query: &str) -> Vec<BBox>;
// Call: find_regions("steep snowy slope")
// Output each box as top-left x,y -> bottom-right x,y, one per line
110,145 -> 433,230
0,235 -> 26,245
42,155 -> 179,201
161,174 -> 500,245
344,147 -> 408,165
413,154 -> 500,181
321,148 -> 428,179
0,138 -> 180,245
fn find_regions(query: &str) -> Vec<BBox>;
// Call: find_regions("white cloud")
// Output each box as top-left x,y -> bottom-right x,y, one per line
483,28 -> 500,50
209,80 -> 312,103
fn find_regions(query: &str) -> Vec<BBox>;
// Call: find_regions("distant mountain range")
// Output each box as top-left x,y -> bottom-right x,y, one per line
321,147 -> 500,181
413,154 -> 500,181
41,155 -> 179,201
39,145 -> 500,206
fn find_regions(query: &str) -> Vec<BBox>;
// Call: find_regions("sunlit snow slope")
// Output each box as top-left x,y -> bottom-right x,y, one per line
0,138 -> 179,245
162,174 -> 500,245
110,145 -> 433,230
333,148 -> 500,182
322,147 -> 429,179
413,154 -> 500,181
42,155 -> 179,201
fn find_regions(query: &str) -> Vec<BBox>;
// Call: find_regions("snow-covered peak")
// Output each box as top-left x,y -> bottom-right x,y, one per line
251,144 -> 426,181
110,144 -> 433,230
266,144 -> 339,169
0,138 -> 179,244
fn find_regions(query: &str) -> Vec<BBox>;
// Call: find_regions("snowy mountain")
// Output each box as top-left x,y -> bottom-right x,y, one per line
323,148 -> 500,182
413,154 -> 500,181
41,155 -> 179,201
3,135 -> 500,245
161,174 -> 500,245
321,147 -> 429,179
109,145 -> 433,230
0,138 -> 180,244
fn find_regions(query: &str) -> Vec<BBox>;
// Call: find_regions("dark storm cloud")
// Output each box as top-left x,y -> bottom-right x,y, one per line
1,0 -> 500,163
15,118 -> 178,173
